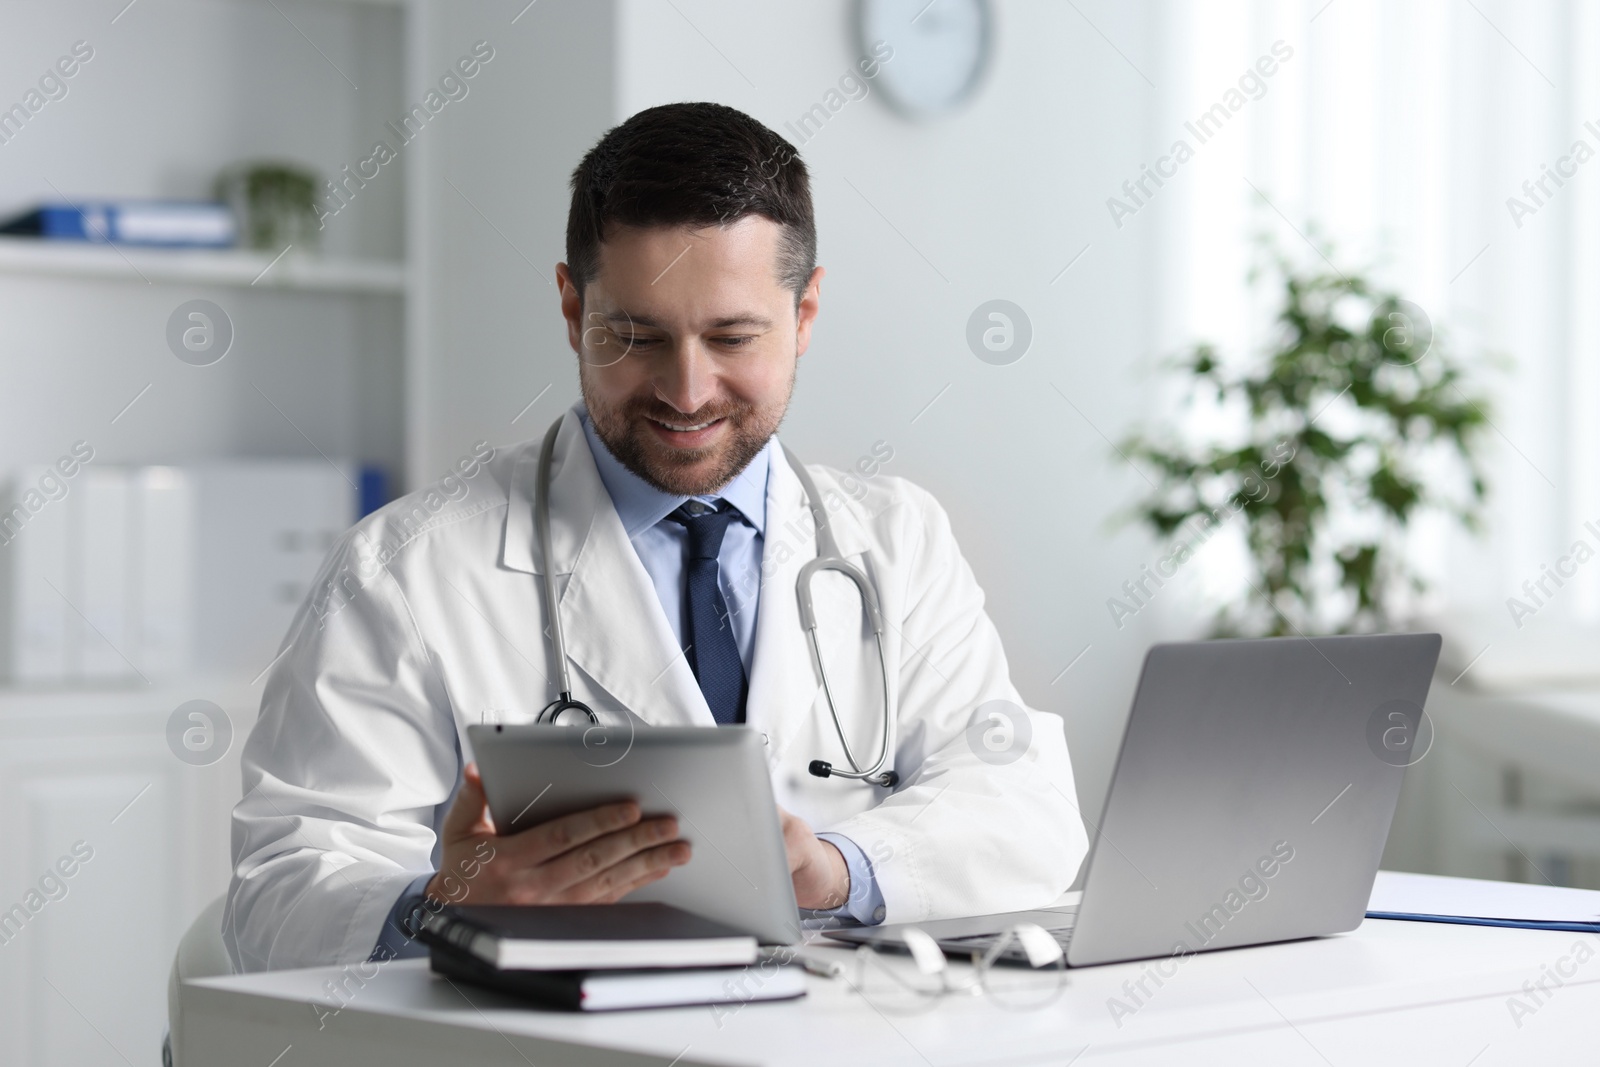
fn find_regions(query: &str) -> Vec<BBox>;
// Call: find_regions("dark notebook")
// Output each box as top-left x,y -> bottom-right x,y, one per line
426,936 -> 805,1012
416,902 -> 759,971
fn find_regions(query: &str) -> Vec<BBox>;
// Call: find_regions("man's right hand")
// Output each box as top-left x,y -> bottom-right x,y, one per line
425,763 -> 691,906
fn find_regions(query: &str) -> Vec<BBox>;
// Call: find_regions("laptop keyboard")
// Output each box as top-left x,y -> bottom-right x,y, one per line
938,911 -> 1078,959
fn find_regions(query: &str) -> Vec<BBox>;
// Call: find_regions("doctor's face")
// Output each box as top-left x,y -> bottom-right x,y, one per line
557,216 -> 823,497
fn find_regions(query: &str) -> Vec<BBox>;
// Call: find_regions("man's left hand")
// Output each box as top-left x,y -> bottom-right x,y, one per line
778,806 -> 850,910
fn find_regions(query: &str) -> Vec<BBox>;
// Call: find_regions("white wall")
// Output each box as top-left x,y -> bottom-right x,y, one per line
423,0 -> 1178,834
410,0 -> 615,483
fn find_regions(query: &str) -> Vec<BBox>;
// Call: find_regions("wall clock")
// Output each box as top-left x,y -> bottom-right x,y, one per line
857,0 -> 994,119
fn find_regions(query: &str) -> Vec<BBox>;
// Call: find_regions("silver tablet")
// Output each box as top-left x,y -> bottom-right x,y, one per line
467,723 -> 801,945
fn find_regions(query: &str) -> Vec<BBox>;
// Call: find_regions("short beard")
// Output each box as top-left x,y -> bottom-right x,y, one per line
582,374 -> 792,497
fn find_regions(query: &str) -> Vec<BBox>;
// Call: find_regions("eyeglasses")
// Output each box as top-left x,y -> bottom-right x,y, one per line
847,922 -> 1068,1014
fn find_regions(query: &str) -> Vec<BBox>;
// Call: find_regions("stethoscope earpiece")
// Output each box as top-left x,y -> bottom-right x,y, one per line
810,760 -> 897,788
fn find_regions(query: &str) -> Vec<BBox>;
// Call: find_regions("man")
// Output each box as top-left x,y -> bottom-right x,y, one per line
226,102 -> 1087,972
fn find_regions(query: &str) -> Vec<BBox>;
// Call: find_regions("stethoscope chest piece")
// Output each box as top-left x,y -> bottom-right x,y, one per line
538,696 -> 598,725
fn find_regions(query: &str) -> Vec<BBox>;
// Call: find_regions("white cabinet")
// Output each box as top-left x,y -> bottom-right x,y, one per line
0,684 -> 257,1067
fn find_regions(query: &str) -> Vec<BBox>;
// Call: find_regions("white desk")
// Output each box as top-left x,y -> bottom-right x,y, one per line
180,915 -> 1599,1066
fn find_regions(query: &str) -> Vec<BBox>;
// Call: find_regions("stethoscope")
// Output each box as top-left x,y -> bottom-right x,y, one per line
533,417 -> 898,788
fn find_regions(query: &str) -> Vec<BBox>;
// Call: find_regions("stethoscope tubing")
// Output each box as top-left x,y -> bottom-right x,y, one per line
535,417 -> 598,725
531,416 -> 896,787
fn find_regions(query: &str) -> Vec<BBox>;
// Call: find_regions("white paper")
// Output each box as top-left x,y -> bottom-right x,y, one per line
1369,870 -> 1600,924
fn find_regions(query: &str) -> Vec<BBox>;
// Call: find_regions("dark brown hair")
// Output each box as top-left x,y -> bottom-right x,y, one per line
566,102 -> 816,308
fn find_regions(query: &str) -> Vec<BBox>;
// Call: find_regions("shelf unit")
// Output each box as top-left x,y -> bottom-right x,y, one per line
0,237 -> 407,295
0,1 -> 429,1064
0,0 -> 423,489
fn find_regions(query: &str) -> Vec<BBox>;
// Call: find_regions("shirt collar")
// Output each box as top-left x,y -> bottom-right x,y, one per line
577,403 -> 771,540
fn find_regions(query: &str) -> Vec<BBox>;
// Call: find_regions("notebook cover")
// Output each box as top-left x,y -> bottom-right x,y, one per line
426,937 -> 805,1013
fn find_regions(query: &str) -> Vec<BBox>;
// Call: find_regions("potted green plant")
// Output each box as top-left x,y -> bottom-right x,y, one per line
1120,244 -> 1493,636
214,162 -> 322,252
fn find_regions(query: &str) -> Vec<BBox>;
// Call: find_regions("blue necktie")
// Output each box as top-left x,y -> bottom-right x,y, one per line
669,501 -> 747,725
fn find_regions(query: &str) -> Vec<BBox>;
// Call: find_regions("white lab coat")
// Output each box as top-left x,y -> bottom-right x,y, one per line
226,408 -> 1088,972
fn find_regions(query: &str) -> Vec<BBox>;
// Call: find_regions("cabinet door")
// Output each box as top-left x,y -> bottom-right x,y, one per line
0,693 -> 254,1067
0,740 -> 180,1065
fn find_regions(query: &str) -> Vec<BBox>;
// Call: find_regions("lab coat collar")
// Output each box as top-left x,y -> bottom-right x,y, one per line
499,407 -> 599,577
740,425 -> 876,754
496,402 -> 868,734
501,406 -> 713,723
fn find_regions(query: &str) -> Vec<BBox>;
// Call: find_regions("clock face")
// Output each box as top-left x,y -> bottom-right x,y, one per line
858,0 -> 992,119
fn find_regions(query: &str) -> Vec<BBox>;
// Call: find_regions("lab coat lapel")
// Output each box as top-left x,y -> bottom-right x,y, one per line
506,410 -> 713,727
745,448 -> 826,755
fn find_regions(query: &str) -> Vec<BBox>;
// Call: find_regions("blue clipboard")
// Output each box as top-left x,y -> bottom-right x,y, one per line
1367,910 -> 1600,933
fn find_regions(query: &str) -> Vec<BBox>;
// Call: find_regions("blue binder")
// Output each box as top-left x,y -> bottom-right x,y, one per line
0,201 -> 236,247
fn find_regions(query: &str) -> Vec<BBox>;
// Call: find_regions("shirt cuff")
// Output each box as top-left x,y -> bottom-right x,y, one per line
814,832 -> 886,925
370,872 -> 435,961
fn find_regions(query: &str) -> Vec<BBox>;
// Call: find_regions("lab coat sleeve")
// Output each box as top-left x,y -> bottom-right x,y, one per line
824,482 -> 1090,923
225,530 -> 458,972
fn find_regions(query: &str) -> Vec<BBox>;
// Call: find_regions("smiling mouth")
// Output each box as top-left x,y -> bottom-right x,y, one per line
647,416 -> 724,433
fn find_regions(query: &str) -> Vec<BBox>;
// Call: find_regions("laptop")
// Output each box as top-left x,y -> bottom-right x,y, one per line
826,633 -> 1442,967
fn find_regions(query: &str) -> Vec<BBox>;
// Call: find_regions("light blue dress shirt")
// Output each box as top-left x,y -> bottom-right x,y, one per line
371,410 -> 884,961
578,407 -> 769,673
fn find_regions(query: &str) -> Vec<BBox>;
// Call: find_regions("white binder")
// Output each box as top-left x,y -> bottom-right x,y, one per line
0,468 -> 72,682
